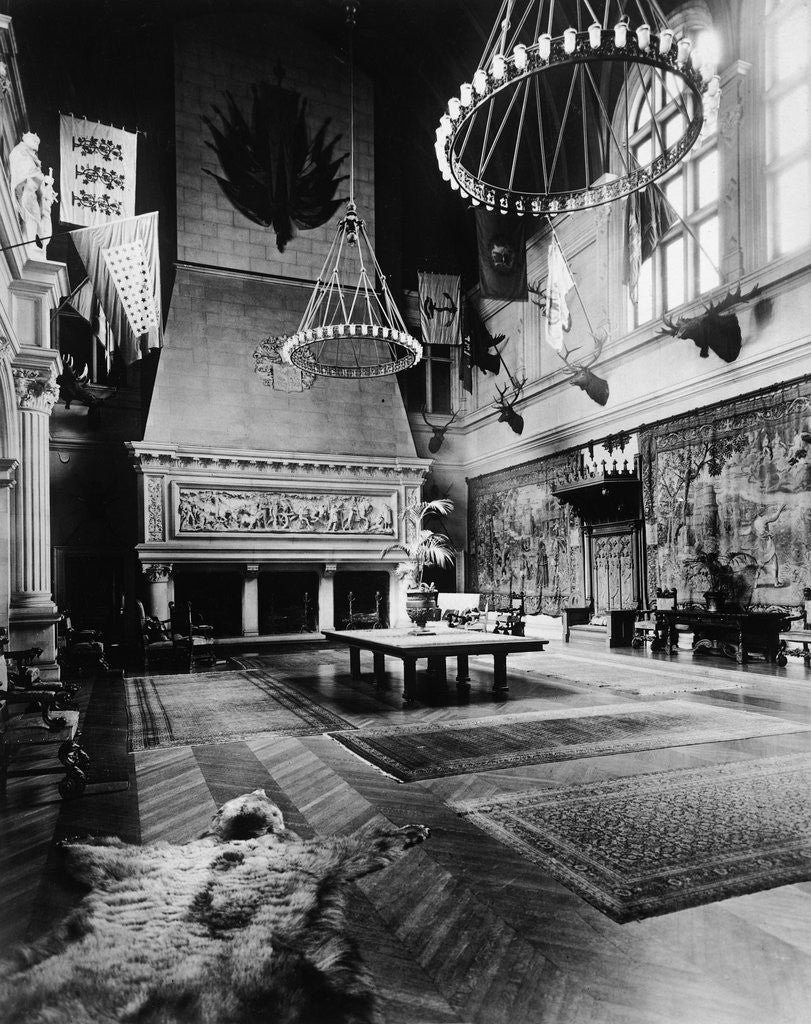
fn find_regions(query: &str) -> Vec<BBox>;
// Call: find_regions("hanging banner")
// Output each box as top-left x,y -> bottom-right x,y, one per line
475,209 -> 527,301
418,272 -> 461,346
544,236 -> 575,354
70,212 -> 162,365
624,184 -> 677,303
59,115 -> 137,227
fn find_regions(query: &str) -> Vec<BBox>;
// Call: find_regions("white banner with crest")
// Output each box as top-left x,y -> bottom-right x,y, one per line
59,115 -> 137,227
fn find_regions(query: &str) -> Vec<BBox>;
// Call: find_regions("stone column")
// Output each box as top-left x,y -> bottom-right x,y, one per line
318,563 -> 337,631
9,363 -> 60,677
143,563 -> 173,622
0,458 -> 18,633
242,564 -> 259,636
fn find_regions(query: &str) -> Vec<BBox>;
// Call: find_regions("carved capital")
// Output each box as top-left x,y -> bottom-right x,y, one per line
323,562 -> 338,577
13,365 -> 59,413
143,563 -> 173,584
0,335 -> 11,362
245,563 -> 260,576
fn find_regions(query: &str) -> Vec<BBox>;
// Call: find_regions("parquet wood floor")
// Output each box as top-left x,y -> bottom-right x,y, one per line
2,635 -> 810,1023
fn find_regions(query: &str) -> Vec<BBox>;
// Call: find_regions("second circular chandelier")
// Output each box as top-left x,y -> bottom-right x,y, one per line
435,0 -> 719,215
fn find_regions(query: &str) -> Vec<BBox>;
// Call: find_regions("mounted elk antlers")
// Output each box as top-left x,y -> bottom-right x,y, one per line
558,325 -> 610,407
421,405 -> 459,454
658,284 -> 761,363
493,377 -> 527,435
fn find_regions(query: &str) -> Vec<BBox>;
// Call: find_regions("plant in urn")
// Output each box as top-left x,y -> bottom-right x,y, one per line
382,498 -> 455,633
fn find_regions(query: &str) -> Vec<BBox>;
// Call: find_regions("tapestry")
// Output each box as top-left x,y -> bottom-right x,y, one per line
328,701 -> 810,782
59,115 -> 137,227
468,450 -> 584,614
639,378 -> 811,608
454,753 -> 811,922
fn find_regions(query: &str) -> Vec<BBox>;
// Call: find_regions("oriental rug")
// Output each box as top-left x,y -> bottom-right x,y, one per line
328,700 -> 810,781
453,753 -> 811,921
126,669 -> 353,751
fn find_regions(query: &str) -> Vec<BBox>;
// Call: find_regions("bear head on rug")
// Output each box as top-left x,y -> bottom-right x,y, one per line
0,790 -> 430,1024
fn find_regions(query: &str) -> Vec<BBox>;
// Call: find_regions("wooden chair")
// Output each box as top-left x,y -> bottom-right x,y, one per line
169,601 -> 216,673
777,588 -> 811,668
492,591 -> 525,636
58,609 -> 109,679
632,589 -> 677,650
137,600 -> 175,672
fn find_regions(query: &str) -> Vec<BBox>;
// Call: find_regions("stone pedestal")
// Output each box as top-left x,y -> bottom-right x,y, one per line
143,563 -> 173,621
318,565 -> 336,631
242,565 -> 259,636
9,359 -> 60,678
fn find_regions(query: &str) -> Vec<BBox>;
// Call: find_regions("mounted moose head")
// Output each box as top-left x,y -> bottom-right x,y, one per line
420,405 -> 459,454
658,284 -> 761,363
493,377 -> 527,435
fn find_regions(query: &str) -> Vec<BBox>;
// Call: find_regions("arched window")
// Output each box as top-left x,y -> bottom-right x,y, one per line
763,0 -> 811,257
624,32 -> 721,327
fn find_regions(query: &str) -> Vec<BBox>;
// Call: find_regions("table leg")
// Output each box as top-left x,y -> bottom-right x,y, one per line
492,653 -> 508,696
427,656 -> 447,688
349,646 -> 361,680
402,657 -> 418,705
456,653 -> 471,695
373,651 -> 386,687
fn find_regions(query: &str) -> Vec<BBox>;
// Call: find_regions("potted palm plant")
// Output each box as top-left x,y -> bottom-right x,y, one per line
382,498 -> 455,630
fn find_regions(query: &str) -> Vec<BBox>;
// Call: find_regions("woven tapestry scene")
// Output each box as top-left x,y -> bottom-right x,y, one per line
454,754 -> 811,922
126,669 -> 354,751
329,700 -> 811,782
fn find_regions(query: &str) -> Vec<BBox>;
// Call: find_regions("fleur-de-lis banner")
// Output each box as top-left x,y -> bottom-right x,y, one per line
59,115 -> 137,227
418,272 -> 461,346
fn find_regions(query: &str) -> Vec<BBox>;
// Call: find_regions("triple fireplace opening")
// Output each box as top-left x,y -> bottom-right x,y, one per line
171,569 -> 390,636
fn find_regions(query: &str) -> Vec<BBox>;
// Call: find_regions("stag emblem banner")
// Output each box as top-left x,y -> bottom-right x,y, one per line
468,452 -> 584,615
639,378 -> 811,610
59,115 -> 137,226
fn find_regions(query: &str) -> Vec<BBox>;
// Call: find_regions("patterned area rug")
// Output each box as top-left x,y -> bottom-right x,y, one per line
328,700 -> 811,781
453,753 -> 811,921
126,669 -> 353,751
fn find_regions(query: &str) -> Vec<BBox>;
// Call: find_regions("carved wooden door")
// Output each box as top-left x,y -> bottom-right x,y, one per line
592,532 -> 635,615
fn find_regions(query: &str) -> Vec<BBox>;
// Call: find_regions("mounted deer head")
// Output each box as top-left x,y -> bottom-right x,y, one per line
526,279 -> 547,313
559,325 -> 610,406
658,284 -> 761,363
421,405 -> 459,454
493,377 -> 527,435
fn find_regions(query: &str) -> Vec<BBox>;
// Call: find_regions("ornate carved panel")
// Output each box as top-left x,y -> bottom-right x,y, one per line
593,533 -> 635,615
176,488 -> 395,535
147,477 -> 165,541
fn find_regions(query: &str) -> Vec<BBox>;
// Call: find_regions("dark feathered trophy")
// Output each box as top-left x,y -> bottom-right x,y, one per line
204,74 -> 348,253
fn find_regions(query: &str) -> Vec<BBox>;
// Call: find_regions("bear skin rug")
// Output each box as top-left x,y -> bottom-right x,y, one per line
0,790 -> 430,1024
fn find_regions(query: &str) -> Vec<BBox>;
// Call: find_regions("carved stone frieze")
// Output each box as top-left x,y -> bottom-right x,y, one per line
13,365 -> 59,413
177,488 -> 396,535
129,447 -> 426,487
147,477 -> 164,541
143,563 -> 172,584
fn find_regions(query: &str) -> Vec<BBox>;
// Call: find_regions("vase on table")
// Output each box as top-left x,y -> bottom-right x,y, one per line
406,587 -> 438,632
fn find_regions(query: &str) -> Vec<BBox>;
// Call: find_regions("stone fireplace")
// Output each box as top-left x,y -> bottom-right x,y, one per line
127,443 -> 430,634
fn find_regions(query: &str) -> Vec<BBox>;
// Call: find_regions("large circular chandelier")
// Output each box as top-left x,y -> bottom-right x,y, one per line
435,0 -> 719,215
281,2 -> 421,378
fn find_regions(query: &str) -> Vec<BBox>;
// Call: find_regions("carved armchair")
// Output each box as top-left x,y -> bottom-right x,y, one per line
169,601 -> 216,673
777,588 -> 811,668
632,589 -> 677,651
137,601 -> 175,672
492,592 -> 526,636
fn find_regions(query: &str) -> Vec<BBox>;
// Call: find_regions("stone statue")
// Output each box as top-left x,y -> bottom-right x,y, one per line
9,132 -> 57,259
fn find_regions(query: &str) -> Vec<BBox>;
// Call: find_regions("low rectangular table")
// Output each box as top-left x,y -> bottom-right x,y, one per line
323,628 -> 549,705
